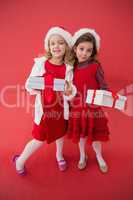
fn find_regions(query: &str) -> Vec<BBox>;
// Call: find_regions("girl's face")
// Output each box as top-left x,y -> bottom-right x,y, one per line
49,35 -> 67,59
74,41 -> 93,63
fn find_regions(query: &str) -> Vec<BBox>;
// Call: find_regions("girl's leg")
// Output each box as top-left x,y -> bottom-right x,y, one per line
16,139 -> 44,170
55,137 -> 64,161
55,137 -> 68,171
92,141 -> 108,172
77,137 -> 88,170
78,137 -> 87,164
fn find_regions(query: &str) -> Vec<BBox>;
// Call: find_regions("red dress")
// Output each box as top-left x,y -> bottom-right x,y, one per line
67,61 -> 110,144
32,60 -> 67,144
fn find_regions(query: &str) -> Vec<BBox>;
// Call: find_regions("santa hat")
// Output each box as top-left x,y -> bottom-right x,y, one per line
44,26 -> 72,51
72,28 -> 101,51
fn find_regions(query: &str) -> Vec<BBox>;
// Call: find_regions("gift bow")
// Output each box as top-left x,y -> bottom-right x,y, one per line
111,91 -> 119,108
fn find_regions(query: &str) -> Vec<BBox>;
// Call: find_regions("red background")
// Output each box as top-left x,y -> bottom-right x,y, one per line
0,0 -> 133,200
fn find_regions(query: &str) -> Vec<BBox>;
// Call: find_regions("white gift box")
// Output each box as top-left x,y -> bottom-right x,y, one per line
28,77 -> 44,90
53,79 -> 65,91
27,76 -> 65,91
86,89 -> 127,111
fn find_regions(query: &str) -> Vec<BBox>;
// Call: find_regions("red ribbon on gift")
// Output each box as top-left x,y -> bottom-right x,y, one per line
91,90 -> 96,105
109,90 -> 119,108
43,73 -> 54,104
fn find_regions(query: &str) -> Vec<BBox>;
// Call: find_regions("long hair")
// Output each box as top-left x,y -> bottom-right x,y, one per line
44,42 -> 74,66
71,33 -> 100,65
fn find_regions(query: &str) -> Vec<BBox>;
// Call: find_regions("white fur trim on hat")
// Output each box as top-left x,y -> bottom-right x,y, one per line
44,26 -> 72,51
72,28 -> 101,51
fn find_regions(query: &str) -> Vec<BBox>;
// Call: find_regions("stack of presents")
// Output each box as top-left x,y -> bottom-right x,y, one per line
27,76 -> 127,111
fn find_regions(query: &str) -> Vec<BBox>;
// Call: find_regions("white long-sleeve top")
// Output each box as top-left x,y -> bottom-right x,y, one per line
25,56 -> 77,125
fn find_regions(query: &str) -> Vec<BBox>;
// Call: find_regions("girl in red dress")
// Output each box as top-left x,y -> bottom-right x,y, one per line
13,27 -> 76,175
67,28 -> 110,173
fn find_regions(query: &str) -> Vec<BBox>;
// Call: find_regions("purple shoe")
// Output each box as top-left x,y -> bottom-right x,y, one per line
12,155 -> 27,176
57,159 -> 68,171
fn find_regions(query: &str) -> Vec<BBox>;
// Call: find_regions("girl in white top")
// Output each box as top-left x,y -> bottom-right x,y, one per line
13,27 -> 76,175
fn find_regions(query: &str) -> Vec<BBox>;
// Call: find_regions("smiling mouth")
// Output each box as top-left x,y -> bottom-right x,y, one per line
53,50 -> 61,53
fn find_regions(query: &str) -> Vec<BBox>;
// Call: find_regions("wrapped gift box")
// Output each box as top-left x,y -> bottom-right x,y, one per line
53,79 -> 65,91
86,89 -> 127,111
27,76 -> 65,91
27,77 -> 44,90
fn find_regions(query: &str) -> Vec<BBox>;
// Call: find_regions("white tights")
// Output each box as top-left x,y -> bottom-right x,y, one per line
92,141 -> 107,167
16,137 -> 64,170
78,137 -> 87,163
78,138 -> 107,167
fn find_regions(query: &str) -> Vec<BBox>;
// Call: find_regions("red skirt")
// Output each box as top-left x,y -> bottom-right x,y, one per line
32,92 -> 67,144
67,101 -> 110,144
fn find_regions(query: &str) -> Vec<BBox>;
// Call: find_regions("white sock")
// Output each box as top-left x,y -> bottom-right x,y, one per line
56,137 -> 64,161
92,141 -> 107,167
78,137 -> 87,163
16,139 -> 44,170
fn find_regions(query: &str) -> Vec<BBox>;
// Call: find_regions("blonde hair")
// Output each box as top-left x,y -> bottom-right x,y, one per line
43,40 -> 74,66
